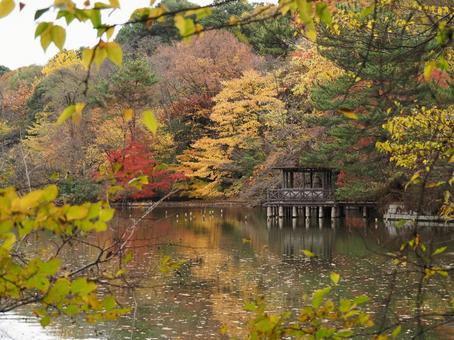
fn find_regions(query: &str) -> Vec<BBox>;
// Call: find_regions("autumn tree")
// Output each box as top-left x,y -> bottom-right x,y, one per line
178,70 -> 286,197
377,105 -> 454,218
152,30 -> 260,154
101,140 -> 184,200
41,50 -> 81,76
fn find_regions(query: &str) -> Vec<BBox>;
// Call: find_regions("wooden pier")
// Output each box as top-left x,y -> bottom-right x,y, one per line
263,166 -> 375,219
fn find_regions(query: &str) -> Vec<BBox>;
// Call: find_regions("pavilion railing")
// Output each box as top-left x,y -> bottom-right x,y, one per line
267,188 -> 334,202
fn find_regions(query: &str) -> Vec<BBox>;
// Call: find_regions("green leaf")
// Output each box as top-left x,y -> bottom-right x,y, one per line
0,0 -> 15,18
123,251 -> 133,265
56,105 -> 75,125
35,22 -> 49,37
359,5 -> 374,18
142,110 -> 159,134
335,329 -> 354,338
102,296 -> 117,310
316,3 -> 332,25
244,301 -> 257,311
40,315 -> 51,327
255,318 -> 273,333
302,249 -> 315,257
353,294 -> 369,305
40,258 -> 61,276
34,7 -> 50,20
71,277 -> 97,296
312,287 -> 331,308
66,205 -> 89,220
106,42 -> 123,66
330,272 -> 340,285
392,325 -> 401,338
432,246 -> 447,256
18,220 -> 34,238
51,25 -> 66,50
44,278 -> 71,304
89,8 -> 101,27
316,326 -> 335,339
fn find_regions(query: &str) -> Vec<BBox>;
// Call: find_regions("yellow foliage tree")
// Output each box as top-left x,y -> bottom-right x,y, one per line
41,50 -> 81,76
178,70 -> 286,197
377,105 -> 454,219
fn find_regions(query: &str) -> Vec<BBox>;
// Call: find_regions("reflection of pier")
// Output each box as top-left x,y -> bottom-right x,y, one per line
264,167 -> 375,219
267,219 -> 336,259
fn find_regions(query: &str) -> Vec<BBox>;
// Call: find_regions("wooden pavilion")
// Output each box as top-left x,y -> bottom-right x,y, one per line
264,166 -> 373,219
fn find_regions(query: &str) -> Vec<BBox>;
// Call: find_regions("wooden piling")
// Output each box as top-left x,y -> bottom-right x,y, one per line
292,206 -> 298,218
267,206 -> 273,218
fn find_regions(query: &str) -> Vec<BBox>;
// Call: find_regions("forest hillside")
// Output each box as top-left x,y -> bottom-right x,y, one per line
0,0 -> 452,214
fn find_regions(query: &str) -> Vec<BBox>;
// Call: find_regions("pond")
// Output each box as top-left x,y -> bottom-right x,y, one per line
1,206 -> 453,339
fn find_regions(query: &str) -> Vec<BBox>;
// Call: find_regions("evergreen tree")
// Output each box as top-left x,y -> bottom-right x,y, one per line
301,2 -> 453,200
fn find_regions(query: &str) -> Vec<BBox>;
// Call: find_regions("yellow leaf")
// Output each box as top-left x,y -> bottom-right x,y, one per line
0,0 -> 15,18
70,103 -> 85,125
43,185 -> 58,201
124,108 -> 133,122
302,249 -> 315,257
72,110 -> 81,125
94,45 -> 107,68
56,105 -> 75,125
106,26 -> 115,40
66,206 -> 89,221
75,102 -> 85,114
1,232 -> 16,250
424,61 -> 435,82
142,110 -> 159,134
82,48 -> 94,69
174,15 -> 195,40
51,25 -> 66,50
11,190 -> 44,212
339,108 -> 358,120
106,41 -> 122,66
330,272 -> 340,285
40,29 -> 52,51
109,0 -> 119,8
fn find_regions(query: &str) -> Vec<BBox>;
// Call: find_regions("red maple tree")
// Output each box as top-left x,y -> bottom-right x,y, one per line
104,141 -> 184,200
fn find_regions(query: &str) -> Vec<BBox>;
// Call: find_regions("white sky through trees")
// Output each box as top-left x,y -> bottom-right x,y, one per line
0,0 -> 171,69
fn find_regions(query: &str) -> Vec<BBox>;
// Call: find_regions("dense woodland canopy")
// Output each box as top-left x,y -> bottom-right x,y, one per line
1,0 -> 452,215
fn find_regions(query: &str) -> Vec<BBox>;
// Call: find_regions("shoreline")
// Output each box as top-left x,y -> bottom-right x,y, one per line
112,200 -> 258,208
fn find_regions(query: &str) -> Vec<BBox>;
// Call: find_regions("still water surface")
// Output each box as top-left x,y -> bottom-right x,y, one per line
1,207 -> 453,339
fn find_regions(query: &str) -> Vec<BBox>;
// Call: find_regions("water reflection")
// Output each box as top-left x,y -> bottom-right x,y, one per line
1,207 -> 453,339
